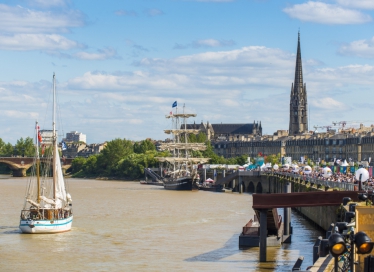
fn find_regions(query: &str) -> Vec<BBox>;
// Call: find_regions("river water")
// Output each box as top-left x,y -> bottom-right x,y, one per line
0,176 -> 323,271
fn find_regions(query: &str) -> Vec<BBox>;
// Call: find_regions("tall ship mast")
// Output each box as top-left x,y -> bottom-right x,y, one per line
156,102 -> 209,190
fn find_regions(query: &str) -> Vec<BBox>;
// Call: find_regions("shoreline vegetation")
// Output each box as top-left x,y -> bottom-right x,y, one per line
1,135 -> 249,180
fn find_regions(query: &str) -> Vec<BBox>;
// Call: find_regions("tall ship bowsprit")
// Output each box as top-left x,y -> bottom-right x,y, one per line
155,102 -> 209,191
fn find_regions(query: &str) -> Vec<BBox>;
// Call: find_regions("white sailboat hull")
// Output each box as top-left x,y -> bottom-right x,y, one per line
19,215 -> 73,234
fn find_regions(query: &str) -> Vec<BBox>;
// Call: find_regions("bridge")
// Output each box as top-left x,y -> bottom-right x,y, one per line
0,157 -> 73,177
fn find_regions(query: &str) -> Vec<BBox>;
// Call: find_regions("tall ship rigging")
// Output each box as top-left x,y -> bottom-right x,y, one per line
156,102 -> 209,190
19,73 -> 73,233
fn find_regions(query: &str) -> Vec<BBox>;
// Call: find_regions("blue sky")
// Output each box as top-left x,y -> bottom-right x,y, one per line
1,0 -> 374,144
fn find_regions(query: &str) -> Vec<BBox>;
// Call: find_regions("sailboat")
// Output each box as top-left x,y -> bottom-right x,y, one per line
156,104 -> 209,190
19,73 -> 73,234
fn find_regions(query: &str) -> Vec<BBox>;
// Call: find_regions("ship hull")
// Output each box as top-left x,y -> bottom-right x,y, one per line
19,215 -> 73,234
163,177 -> 199,191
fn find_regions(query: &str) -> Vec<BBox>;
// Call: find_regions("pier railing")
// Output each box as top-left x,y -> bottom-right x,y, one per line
262,171 -> 357,191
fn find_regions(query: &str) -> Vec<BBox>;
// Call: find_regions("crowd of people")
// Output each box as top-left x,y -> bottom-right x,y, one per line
269,165 -> 374,188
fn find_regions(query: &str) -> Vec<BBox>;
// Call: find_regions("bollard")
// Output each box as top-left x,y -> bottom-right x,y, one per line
313,237 -> 322,264
292,256 -> 304,271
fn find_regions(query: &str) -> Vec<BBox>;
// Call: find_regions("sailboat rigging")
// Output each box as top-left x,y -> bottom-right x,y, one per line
156,104 -> 209,190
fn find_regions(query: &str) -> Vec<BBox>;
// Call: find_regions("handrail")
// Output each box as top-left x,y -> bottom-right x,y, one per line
262,171 -> 357,191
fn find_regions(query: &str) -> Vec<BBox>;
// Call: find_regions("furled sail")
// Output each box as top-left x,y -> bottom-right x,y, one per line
54,145 -> 67,209
164,129 -> 200,135
158,143 -> 206,151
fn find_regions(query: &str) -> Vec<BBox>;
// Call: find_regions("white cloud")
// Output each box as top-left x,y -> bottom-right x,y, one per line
115,9 -> 138,16
73,48 -> 120,60
336,0 -> 374,9
0,4 -> 84,34
27,0 -> 67,8
174,39 -> 235,49
144,8 -> 164,17
310,97 -> 346,110
338,37 -> 374,57
283,1 -> 372,24
0,34 -> 80,50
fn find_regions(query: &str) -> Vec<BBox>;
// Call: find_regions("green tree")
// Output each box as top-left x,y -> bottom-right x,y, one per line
196,132 -> 207,143
70,157 -> 86,174
15,137 -> 35,157
96,138 -> 134,176
0,139 -> 14,156
133,139 -> 156,154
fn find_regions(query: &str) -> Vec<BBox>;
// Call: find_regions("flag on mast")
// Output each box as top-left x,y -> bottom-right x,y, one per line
172,101 -> 177,108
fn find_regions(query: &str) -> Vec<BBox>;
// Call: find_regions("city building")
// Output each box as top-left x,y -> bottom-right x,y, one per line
62,142 -> 106,158
63,131 -> 87,144
185,121 -> 262,141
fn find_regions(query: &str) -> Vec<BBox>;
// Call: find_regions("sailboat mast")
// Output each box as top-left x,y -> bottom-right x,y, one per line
36,121 -> 41,203
52,73 -> 57,200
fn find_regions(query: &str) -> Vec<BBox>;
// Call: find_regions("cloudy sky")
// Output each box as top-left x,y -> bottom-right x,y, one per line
1,0 -> 374,144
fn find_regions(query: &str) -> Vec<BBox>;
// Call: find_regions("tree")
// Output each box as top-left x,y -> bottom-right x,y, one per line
96,138 -> 134,176
133,139 -> 156,154
0,139 -> 13,156
15,137 -> 35,157
70,157 -> 86,174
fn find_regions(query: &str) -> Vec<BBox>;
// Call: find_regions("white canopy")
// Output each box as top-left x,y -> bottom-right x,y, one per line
341,160 -> 349,166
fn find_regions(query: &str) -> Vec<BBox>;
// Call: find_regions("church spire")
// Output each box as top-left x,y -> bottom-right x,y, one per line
289,31 -> 308,135
294,31 -> 303,91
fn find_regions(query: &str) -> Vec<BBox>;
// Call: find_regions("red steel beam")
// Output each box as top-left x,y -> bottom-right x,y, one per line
252,191 -> 360,210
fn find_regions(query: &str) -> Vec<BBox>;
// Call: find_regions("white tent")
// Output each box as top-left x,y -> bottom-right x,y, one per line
341,160 -> 349,166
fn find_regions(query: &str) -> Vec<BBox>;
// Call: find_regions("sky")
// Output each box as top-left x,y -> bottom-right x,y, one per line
2,0 -> 374,144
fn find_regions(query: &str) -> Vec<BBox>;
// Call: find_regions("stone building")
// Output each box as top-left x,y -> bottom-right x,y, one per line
62,142 -> 106,158
63,131 -> 87,144
186,120 -> 262,141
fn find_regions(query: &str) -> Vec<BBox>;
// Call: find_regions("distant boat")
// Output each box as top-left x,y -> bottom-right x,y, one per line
156,104 -> 209,191
19,73 -> 73,234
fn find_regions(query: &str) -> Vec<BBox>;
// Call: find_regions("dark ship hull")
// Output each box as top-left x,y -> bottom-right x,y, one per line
163,176 -> 199,191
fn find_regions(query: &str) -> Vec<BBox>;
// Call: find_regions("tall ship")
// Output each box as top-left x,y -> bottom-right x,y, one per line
156,103 -> 209,190
19,73 -> 73,233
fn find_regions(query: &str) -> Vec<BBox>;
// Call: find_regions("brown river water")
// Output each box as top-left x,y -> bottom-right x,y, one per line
0,176 -> 323,271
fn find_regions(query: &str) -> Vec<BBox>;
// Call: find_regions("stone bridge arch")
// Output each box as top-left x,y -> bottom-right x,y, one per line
0,157 -> 72,177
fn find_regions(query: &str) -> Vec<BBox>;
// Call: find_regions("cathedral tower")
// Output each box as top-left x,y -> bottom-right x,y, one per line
289,32 -> 308,135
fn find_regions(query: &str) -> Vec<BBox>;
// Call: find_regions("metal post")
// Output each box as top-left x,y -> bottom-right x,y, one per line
284,181 -> 291,235
334,257 -> 339,272
259,209 -> 268,262
359,173 -> 362,192
223,169 -> 226,178
350,231 -> 355,272
204,168 -> 206,181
